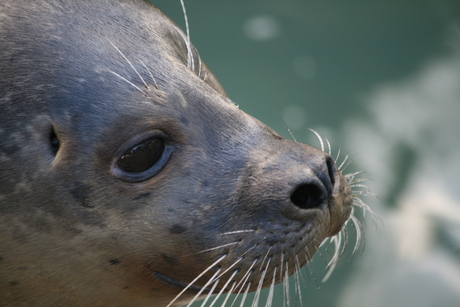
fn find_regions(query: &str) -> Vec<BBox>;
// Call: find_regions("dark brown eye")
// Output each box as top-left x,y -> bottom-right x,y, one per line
112,134 -> 175,183
117,138 -> 165,173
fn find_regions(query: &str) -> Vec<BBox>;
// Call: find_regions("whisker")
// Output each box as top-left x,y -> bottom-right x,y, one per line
215,258 -> 243,280
337,154 -> 349,171
258,246 -> 272,274
138,59 -> 159,89
220,230 -> 255,236
325,137 -> 332,156
185,268 -> 221,307
208,270 -> 238,307
179,0 -> 194,70
230,259 -> 258,307
166,254 -> 226,307
264,266 -> 276,307
294,257 -> 303,307
192,45 -> 203,79
321,232 -> 342,282
203,70 -> 208,82
335,144 -> 342,162
350,183 -> 370,190
283,261 -> 290,307
215,246 -> 256,280
303,246 -> 320,289
251,257 -> 271,307
173,25 -> 192,67
233,258 -> 257,292
198,277 -> 220,307
344,171 -> 365,179
276,112 -> 297,143
352,195 -> 380,224
220,281 -> 237,307
279,252 -> 285,284
238,282 -> 251,307
108,70 -> 149,97
349,213 -> 363,255
308,128 -> 324,152
108,41 -> 148,88
197,242 -> 239,254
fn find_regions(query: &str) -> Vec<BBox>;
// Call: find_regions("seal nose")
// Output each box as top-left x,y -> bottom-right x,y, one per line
290,156 -> 336,210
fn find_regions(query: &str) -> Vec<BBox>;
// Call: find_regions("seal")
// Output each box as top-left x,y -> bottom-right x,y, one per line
0,0 -> 370,306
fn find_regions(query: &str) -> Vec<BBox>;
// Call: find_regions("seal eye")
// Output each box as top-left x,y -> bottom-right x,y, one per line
118,138 -> 164,173
112,134 -> 175,183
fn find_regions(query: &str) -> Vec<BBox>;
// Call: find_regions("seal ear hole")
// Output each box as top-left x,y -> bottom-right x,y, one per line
49,127 -> 60,156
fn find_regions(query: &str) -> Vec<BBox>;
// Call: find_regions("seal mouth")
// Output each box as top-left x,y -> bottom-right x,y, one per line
151,271 -> 212,293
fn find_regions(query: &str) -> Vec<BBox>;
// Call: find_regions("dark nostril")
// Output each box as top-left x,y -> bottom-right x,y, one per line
290,183 -> 324,210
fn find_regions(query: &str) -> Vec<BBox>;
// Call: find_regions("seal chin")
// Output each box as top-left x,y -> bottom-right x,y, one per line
151,271 -> 212,293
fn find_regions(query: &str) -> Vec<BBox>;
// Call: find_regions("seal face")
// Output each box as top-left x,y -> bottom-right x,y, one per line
0,1 -> 358,306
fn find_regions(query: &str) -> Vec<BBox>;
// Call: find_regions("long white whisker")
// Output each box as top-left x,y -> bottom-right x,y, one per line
220,230 -> 255,235
277,114 -> 297,143
185,268 -> 221,307
166,254 -> 226,307
232,258 -> 257,296
349,179 -> 369,187
303,246 -> 319,289
230,258 -> 258,307
335,145 -> 342,162
325,137 -> 332,156
264,266 -> 276,307
350,183 -> 370,190
349,213 -> 363,255
327,233 -> 341,269
208,270 -> 238,307
138,59 -> 158,89
238,282 -> 251,307
344,171 -> 365,179
283,261 -> 290,307
179,0 -> 194,69
308,128 -> 324,152
279,253 -> 285,282
197,242 -> 239,254
198,277 -> 220,307
258,247 -> 272,273
294,256 -> 304,307
251,258 -> 271,307
338,154 -> 349,171
340,158 -> 353,172
215,246 -> 256,280
352,197 -> 380,223
108,70 -> 149,97
193,45 -> 203,78
108,41 -> 148,88
220,281 -> 237,307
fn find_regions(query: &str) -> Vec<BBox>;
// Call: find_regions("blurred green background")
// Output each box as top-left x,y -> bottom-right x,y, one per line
150,1 -> 460,306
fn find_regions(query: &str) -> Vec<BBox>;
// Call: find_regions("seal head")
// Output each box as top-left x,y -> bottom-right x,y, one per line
0,0 -> 353,306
